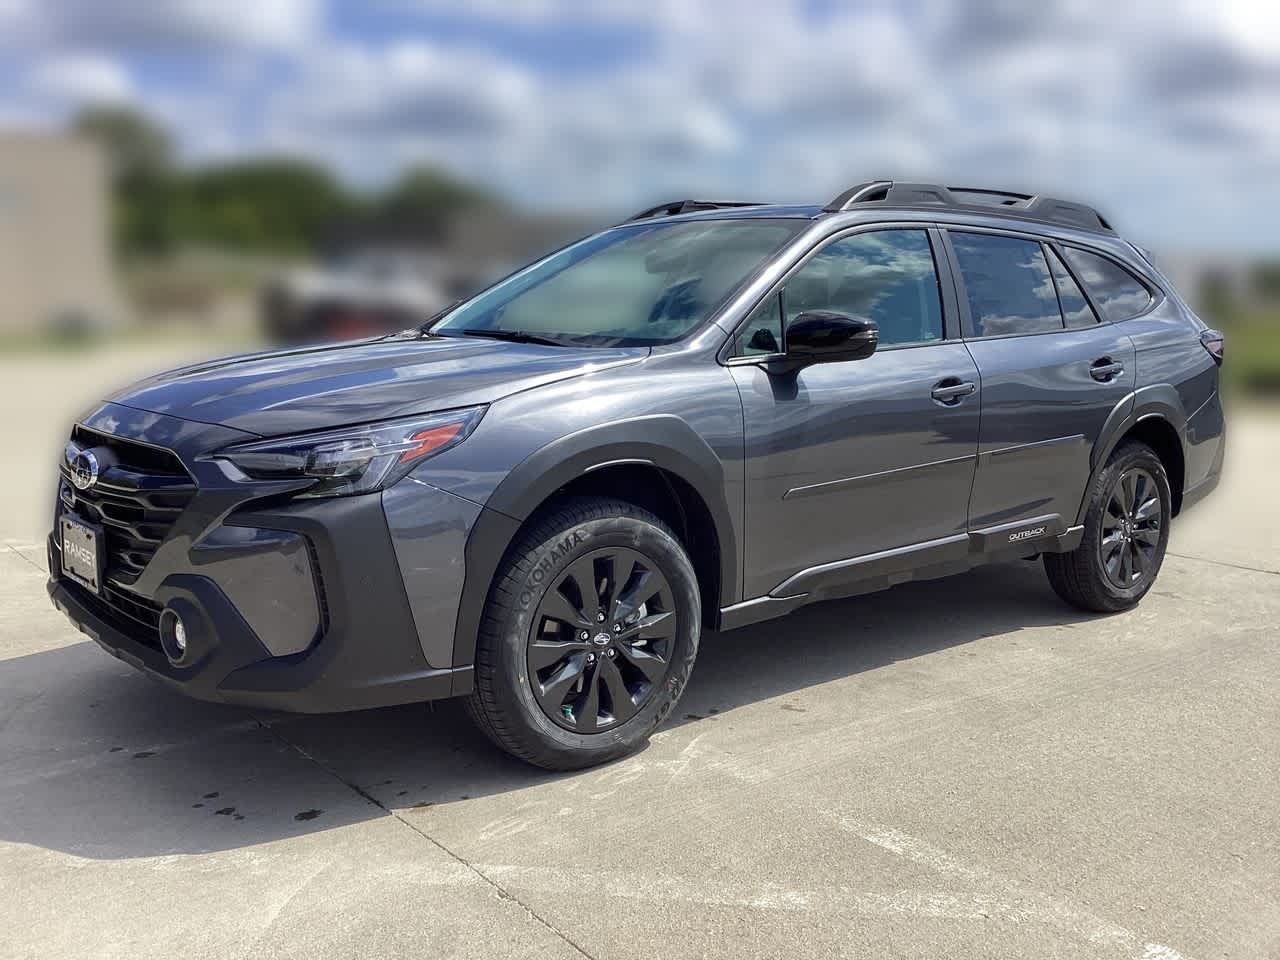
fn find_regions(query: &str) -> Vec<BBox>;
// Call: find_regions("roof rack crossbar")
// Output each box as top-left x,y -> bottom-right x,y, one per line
626,200 -> 766,222
822,179 -> 1114,233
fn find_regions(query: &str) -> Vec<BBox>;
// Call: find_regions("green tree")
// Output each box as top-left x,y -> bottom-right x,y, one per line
69,108 -> 499,259
373,165 -> 496,241
1250,261 -> 1280,303
178,158 -> 354,254
72,104 -> 173,184
72,105 -> 178,255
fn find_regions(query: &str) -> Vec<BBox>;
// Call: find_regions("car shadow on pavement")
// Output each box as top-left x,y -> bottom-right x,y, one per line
1,559 -> 1101,860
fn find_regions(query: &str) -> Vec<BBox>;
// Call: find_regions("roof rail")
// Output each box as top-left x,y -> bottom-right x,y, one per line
626,200 -> 765,222
822,180 -> 1114,233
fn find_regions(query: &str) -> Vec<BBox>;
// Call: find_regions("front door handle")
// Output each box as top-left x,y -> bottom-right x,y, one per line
931,378 -> 977,404
1090,357 -> 1125,382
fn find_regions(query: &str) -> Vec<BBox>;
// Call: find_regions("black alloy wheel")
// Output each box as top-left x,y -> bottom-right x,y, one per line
1099,466 -> 1163,590
465,496 -> 701,770
1044,440 -> 1171,613
528,547 -> 677,732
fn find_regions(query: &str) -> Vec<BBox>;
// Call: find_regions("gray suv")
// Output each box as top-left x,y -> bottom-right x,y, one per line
49,181 -> 1226,769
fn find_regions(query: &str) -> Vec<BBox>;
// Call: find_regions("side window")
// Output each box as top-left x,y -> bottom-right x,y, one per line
1046,246 -> 1099,328
783,229 -> 943,347
733,292 -> 783,356
950,232 -> 1063,337
1060,247 -> 1152,321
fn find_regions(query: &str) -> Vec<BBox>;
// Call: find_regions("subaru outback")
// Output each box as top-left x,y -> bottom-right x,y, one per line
49,180 -> 1226,769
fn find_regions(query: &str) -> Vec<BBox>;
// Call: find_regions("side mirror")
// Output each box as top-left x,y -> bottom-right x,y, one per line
776,311 -> 878,370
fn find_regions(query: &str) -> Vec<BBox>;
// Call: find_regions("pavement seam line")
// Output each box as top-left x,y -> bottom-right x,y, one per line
6,545 -> 45,575
254,718 -> 600,960
1167,551 -> 1278,576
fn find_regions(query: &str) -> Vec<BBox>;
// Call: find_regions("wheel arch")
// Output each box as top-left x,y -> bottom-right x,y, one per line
1078,386 -> 1188,525
451,415 -> 738,669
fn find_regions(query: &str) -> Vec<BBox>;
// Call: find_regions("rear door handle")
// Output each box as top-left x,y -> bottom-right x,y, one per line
1090,357 -> 1125,382
931,378 -> 976,404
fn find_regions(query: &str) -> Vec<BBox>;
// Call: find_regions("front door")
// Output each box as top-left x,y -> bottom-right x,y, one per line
729,227 -> 980,599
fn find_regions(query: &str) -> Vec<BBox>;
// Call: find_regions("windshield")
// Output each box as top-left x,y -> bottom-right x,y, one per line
431,218 -> 804,346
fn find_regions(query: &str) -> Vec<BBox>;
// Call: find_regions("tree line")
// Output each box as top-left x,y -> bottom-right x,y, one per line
74,105 -> 496,259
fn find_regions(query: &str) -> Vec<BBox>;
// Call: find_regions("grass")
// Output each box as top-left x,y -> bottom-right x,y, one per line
1212,308 -> 1280,395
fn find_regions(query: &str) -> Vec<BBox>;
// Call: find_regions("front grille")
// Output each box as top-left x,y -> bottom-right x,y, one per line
59,427 -> 196,588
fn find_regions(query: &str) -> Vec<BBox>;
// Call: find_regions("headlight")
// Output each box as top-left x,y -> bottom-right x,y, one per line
210,406 -> 484,498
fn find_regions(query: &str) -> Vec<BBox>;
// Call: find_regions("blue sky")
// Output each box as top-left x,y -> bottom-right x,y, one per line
2,0 -> 1279,251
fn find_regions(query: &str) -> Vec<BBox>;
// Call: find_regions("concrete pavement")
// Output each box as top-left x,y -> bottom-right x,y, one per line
2,349 -> 1276,959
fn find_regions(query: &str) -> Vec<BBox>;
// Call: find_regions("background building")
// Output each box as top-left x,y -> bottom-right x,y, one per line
0,133 -> 121,335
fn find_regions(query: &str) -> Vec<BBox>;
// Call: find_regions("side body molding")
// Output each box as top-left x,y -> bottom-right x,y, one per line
451,415 -> 740,671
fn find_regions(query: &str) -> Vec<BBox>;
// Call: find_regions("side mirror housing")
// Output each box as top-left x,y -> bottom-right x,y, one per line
768,311 -> 878,372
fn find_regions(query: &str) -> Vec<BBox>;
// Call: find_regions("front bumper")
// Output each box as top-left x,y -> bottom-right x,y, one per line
48,403 -> 477,713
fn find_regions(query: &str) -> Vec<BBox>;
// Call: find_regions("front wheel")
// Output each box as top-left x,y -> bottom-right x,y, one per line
1044,441 -> 1172,613
465,497 -> 701,770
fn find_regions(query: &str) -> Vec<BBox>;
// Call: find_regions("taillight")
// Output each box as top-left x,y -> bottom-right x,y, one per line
1200,329 -> 1225,365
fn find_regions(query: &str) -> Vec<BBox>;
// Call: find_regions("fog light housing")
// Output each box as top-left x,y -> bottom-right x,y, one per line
159,608 -> 191,665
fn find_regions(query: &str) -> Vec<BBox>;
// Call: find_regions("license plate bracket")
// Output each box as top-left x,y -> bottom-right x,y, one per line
60,514 -> 105,594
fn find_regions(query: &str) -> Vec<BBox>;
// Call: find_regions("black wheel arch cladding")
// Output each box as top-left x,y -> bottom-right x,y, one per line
452,415 -> 738,668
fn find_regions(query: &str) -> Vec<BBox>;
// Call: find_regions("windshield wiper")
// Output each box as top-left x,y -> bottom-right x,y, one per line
454,328 -> 569,347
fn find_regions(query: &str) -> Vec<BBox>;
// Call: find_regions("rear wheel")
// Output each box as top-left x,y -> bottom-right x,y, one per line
465,497 -> 700,770
1045,441 -> 1171,612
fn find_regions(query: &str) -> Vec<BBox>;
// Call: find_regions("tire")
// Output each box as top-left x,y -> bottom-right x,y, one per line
1044,441 -> 1172,613
464,496 -> 701,770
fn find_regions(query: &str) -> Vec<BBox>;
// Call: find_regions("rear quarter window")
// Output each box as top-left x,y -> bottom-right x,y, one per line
1060,247 -> 1153,321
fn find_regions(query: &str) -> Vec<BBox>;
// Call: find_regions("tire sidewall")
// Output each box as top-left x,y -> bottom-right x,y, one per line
490,509 -> 700,763
1085,445 -> 1172,604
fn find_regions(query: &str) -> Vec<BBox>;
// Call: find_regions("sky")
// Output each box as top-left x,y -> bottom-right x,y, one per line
1,0 -> 1279,251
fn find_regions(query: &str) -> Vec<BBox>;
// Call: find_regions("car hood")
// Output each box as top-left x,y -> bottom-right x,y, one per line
107,334 -> 649,437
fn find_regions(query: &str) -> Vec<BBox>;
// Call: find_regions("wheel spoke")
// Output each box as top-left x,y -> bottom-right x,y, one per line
1120,472 -> 1137,515
538,655 -> 586,705
1133,526 -> 1160,546
574,664 -> 601,731
599,657 -> 638,725
564,556 -> 602,624
1104,546 -> 1122,580
1120,544 -> 1133,583
529,638 -> 587,672
1134,496 -> 1160,522
539,587 -> 593,630
612,562 -> 653,622
597,554 -> 620,617
630,609 -> 676,641
618,642 -> 667,683
1129,541 -> 1146,577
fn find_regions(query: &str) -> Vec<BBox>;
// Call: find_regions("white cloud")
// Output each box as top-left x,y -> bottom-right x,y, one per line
27,54 -> 133,104
3,0 -> 1279,247
0,0 -> 321,52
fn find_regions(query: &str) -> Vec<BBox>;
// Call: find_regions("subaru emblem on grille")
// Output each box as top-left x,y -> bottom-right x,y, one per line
70,450 -> 99,491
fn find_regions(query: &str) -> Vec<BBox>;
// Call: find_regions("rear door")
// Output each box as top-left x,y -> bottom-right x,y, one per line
943,229 -> 1137,537
729,226 -> 980,599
